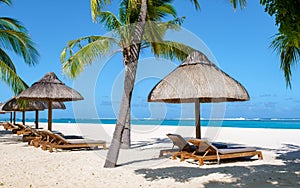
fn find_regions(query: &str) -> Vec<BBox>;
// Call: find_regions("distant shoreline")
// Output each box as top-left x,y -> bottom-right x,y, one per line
2,118 -> 300,129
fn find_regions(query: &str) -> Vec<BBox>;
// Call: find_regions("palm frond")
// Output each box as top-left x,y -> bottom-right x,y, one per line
188,0 -> 200,10
61,36 -> 119,78
271,33 -> 300,88
0,48 -> 16,72
0,0 -> 11,6
0,59 -> 28,95
142,17 -> 185,45
95,11 -> 122,31
91,0 -> 112,21
0,17 -> 27,31
149,40 -> 196,61
147,1 -> 177,21
0,29 -> 39,66
156,4 -> 177,18
230,0 -> 246,10
119,0 -> 140,24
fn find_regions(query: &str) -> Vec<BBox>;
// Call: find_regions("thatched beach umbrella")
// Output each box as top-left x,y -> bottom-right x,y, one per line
2,97 -> 45,125
16,72 -> 83,130
148,50 -> 249,138
1,96 -> 65,128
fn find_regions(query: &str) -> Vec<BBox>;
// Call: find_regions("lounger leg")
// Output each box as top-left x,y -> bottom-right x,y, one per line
198,158 -> 204,166
159,150 -> 164,157
180,154 -> 185,162
171,154 -> 177,160
32,140 -> 40,148
258,151 -> 263,160
41,145 -> 47,151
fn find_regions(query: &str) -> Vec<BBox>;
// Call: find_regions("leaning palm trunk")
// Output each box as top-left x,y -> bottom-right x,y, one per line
121,107 -> 131,149
104,0 -> 147,168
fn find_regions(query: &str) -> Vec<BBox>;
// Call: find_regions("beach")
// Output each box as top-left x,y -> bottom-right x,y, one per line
0,123 -> 299,187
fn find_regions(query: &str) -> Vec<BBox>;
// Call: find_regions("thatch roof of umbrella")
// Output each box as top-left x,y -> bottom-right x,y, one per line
2,97 -> 66,126
2,97 -> 46,125
1,97 -> 66,111
16,72 -> 83,102
2,97 -> 46,112
148,50 -> 250,138
43,101 -> 66,110
16,72 -> 83,130
0,103 -> 6,114
148,50 -> 249,103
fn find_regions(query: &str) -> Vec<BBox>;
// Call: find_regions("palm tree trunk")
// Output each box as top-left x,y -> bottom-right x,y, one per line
104,0 -> 147,168
121,108 -> 131,149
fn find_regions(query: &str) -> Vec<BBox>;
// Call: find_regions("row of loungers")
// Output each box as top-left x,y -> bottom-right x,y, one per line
1,122 -> 107,152
1,122 -> 263,165
164,133 -> 263,166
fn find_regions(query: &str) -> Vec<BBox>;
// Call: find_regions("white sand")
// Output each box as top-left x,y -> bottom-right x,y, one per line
0,123 -> 299,187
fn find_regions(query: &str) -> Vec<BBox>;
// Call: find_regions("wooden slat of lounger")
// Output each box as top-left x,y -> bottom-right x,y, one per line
67,139 -> 106,144
159,149 -> 179,157
3,122 -> 18,130
180,151 -> 263,166
48,142 -> 107,152
203,151 -> 263,161
51,143 -> 106,149
37,130 -> 107,152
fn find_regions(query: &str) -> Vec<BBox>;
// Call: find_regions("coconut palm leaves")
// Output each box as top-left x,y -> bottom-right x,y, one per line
0,0 -> 39,94
61,0 -> 193,78
260,0 -> 300,88
61,36 -> 118,78
272,34 -> 300,88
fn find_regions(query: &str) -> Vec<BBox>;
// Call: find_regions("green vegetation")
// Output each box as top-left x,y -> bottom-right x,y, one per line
0,0 -> 39,94
260,0 -> 300,87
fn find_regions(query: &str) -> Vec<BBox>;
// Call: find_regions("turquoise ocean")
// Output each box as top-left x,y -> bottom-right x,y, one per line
3,118 -> 300,129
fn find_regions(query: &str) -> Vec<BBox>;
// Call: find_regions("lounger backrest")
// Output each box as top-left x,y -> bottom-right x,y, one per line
41,130 -> 69,144
197,140 -> 218,154
15,123 -> 26,129
25,126 -> 40,136
166,133 -> 191,151
48,130 -> 70,144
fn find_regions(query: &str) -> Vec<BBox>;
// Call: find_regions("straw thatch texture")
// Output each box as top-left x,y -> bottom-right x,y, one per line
17,72 -> 83,101
1,98 -> 66,112
15,72 -> 83,130
44,102 -> 66,110
0,103 -> 6,114
2,97 -> 45,111
148,51 -> 249,103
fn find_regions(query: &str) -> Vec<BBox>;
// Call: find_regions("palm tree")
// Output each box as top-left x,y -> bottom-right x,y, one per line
61,0 -> 246,168
0,0 -> 39,94
61,0 -> 198,167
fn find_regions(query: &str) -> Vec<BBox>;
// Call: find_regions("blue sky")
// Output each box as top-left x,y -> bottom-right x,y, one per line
1,0 -> 300,120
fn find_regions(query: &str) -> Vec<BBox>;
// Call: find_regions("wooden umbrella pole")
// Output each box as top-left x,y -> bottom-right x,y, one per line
48,101 -> 52,131
22,111 -> 25,125
10,112 -> 12,123
13,111 -> 16,124
35,110 -> 39,129
195,98 -> 201,139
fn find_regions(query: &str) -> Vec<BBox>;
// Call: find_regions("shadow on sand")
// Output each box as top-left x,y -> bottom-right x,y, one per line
134,143 -> 300,187
0,129 -> 25,145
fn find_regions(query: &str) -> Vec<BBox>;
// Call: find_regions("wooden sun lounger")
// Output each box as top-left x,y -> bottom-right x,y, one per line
2,122 -> 19,131
33,130 -> 107,152
166,134 -> 262,166
176,139 -> 263,165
